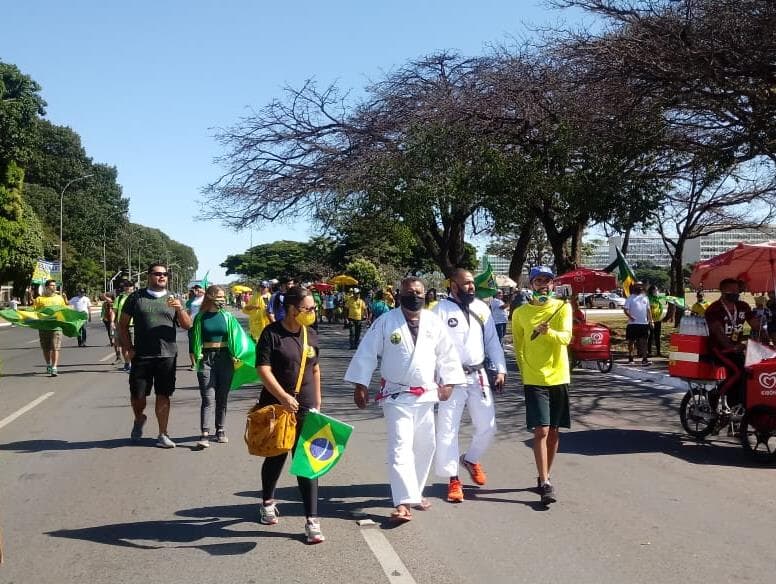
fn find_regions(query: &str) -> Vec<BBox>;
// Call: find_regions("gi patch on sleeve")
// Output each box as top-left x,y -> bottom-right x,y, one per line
390,332 -> 401,344
447,317 -> 458,327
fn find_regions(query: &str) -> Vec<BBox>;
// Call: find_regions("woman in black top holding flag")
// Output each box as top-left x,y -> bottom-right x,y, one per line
255,286 -> 324,544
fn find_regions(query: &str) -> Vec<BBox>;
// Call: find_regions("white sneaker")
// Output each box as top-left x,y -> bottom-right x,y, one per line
196,435 -> 210,448
156,433 -> 176,448
305,519 -> 325,544
259,503 -> 279,525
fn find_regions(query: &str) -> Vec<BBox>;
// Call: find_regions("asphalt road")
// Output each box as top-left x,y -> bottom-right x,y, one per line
1,314 -> 775,584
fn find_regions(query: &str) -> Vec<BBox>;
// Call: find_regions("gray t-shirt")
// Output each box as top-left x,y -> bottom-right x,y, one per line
122,289 -> 180,357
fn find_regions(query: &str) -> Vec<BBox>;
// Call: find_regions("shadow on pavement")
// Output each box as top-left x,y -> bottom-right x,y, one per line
47,515 -> 273,554
539,428 -> 764,468
0,436 -> 204,452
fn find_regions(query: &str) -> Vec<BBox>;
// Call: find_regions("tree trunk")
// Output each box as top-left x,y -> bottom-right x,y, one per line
622,228 -> 631,255
669,239 -> 687,327
508,222 -> 534,283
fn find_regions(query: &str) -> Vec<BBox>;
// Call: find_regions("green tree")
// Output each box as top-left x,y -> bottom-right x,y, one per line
221,241 -> 311,280
344,257 -> 383,290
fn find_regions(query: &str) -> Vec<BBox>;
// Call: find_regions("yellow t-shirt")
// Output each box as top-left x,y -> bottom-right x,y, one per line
690,301 -> 709,316
32,294 -> 66,310
346,297 -> 367,320
242,293 -> 270,340
512,299 -> 572,386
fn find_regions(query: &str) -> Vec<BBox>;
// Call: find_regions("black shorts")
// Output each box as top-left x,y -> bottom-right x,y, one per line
625,324 -> 650,341
129,356 -> 177,398
524,384 -> 571,430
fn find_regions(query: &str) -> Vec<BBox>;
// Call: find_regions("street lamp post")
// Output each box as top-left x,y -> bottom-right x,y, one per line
59,174 -> 93,289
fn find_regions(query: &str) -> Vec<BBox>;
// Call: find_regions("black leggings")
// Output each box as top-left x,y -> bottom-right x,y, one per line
261,412 -> 318,517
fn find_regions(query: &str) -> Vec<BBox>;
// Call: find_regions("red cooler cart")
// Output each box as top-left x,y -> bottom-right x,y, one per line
570,322 -> 613,373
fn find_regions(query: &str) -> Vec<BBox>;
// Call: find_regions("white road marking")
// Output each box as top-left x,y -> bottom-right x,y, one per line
0,392 -> 55,430
360,528 -> 418,584
26,339 -> 39,345
99,352 -> 116,362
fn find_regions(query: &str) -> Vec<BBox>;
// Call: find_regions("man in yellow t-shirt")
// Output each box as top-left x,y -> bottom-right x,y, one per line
345,289 -> 369,349
32,279 -> 67,377
512,266 -> 572,507
690,291 -> 709,317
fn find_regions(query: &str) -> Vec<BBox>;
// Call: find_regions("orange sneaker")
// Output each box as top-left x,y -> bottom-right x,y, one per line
460,455 -> 487,486
447,478 -> 464,503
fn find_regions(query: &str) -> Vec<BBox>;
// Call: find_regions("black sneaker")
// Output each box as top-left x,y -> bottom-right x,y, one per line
642,358 -> 650,366
627,357 -> 634,364
540,482 -> 557,505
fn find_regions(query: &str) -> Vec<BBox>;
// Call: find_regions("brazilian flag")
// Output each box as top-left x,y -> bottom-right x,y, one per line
290,411 -> 353,479
0,306 -> 86,337
604,247 -> 637,297
474,258 -> 498,299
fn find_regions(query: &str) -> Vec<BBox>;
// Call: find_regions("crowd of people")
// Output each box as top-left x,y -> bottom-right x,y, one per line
18,262 -> 776,545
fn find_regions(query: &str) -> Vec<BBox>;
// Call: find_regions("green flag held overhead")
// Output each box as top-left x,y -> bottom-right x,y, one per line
474,258 -> 498,299
0,306 -> 86,337
290,411 -> 354,480
603,247 -> 637,296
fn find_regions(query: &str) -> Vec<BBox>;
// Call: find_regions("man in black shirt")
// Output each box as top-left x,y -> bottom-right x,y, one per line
119,263 -> 192,447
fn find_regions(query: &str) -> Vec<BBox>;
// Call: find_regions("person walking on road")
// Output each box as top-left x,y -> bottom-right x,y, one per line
255,287 -> 325,544
114,280 -> 135,371
345,288 -> 369,349
189,285 -> 246,448
345,277 -> 466,523
186,284 -> 205,370
100,292 -> 119,353
512,266 -> 572,506
432,269 -> 506,503
68,288 -> 92,347
267,277 -> 295,323
490,290 -> 509,345
242,282 -> 271,342
118,264 -> 192,448
33,279 -> 66,377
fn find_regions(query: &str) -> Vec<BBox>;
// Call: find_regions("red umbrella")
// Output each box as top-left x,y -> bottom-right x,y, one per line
690,242 -> 776,292
554,268 -> 617,294
309,282 -> 334,293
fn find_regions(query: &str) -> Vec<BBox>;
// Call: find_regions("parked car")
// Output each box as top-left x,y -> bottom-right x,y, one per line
583,292 -> 626,309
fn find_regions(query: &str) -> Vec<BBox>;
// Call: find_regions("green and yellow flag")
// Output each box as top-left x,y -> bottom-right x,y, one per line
604,247 -> 637,296
290,411 -> 354,479
0,306 -> 86,337
474,258 -> 498,299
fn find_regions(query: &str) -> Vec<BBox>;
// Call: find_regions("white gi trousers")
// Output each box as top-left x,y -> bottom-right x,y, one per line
384,401 -> 436,506
435,371 -> 496,477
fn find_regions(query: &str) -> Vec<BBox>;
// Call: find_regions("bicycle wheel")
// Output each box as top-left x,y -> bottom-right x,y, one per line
679,386 -> 716,438
740,406 -> 776,464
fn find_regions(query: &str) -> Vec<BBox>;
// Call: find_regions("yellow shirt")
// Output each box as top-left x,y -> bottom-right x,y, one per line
512,299 -> 572,386
32,294 -> 66,310
346,297 -> 367,320
690,301 -> 709,316
242,293 -> 270,340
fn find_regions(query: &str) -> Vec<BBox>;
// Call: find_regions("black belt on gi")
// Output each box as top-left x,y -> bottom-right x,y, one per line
462,362 -> 485,374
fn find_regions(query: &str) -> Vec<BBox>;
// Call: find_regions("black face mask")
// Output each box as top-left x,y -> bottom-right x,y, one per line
399,294 -> 425,312
724,292 -> 740,303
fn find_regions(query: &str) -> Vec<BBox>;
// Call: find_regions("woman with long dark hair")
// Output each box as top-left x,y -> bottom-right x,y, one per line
255,286 -> 324,544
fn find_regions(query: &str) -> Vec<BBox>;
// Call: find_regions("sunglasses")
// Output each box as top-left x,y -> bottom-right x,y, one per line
150,272 -> 169,277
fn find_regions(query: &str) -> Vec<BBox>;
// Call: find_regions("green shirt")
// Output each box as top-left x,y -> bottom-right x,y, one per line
201,311 -> 228,343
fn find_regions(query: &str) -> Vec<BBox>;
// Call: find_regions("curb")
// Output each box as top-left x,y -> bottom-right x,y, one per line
580,360 -> 687,390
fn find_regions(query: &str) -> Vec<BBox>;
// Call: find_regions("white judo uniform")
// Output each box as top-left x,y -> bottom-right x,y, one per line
344,307 -> 466,506
432,297 -> 507,477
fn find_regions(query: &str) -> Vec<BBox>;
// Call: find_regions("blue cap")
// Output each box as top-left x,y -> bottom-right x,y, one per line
529,266 -> 555,281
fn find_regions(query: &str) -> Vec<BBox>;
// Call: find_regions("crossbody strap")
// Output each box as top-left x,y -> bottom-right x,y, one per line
293,325 -> 308,397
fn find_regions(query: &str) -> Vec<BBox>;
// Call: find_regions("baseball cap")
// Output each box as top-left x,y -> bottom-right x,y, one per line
192,284 -> 202,290
529,266 -> 555,281
260,280 -> 269,287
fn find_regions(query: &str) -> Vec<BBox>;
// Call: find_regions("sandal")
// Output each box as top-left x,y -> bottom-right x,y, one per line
389,505 -> 413,524
413,499 -> 432,511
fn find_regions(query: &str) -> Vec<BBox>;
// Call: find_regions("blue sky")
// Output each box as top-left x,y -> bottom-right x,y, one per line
2,1 -> 583,282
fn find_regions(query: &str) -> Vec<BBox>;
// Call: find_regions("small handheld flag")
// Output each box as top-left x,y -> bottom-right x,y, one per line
474,258 -> 498,299
290,411 -> 353,479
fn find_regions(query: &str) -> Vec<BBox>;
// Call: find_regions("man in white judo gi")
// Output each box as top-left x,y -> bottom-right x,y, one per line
345,276 -> 466,523
433,268 -> 506,502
